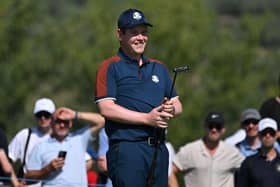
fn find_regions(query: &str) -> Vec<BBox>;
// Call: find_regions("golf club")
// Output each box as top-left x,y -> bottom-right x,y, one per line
168,66 -> 190,99
146,65 -> 190,187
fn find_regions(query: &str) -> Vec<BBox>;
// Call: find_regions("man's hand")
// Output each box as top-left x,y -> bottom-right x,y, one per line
97,156 -> 108,173
147,105 -> 173,128
54,107 -> 76,120
25,158 -> 65,180
161,97 -> 175,116
48,158 -> 65,171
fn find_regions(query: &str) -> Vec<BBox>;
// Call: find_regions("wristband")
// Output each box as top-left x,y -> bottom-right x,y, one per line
75,111 -> 79,120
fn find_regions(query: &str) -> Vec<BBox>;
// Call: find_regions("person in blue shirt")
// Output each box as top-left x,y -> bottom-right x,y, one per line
25,107 -> 104,187
236,108 -> 262,157
95,8 -> 182,187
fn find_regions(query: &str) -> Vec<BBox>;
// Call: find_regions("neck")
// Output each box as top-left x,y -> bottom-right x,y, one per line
51,134 -> 67,142
203,137 -> 220,155
121,48 -> 142,63
245,136 -> 260,148
37,126 -> 51,134
261,146 -> 277,161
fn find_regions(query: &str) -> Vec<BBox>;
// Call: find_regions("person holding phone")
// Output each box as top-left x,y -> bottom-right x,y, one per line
25,107 -> 104,187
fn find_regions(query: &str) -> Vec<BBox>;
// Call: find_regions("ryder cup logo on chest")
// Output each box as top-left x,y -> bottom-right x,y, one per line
152,75 -> 159,83
133,11 -> 142,20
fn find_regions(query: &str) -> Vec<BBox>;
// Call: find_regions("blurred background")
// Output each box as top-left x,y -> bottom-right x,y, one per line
0,0 -> 280,149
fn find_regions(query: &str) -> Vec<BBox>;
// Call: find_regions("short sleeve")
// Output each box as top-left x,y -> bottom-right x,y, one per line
173,144 -> 191,171
95,60 -> 118,102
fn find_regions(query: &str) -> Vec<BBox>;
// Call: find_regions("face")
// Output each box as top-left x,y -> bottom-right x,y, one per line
52,118 -> 72,140
205,123 -> 225,142
35,111 -> 52,129
242,119 -> 259,138
260,128 -> 277,148
118,25 -> 149,59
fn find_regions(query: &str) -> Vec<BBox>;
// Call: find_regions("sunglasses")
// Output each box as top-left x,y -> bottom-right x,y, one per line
54,118 -> 70,126
260,128 -> 276,137
35,111 -> 52,119
207,123 -> 224,131
242,119 -> 259,126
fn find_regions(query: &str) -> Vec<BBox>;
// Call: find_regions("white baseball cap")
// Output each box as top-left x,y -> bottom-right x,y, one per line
258,118 -> 278,132
33,98 -> 56,114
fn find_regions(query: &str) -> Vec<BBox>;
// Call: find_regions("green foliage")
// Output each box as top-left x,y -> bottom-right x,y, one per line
0,0 -> 280,152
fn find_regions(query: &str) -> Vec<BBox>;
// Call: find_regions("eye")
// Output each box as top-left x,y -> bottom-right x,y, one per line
141,30 -> 148,36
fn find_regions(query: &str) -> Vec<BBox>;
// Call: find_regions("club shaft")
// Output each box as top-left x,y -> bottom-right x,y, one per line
168,72 -> 177,99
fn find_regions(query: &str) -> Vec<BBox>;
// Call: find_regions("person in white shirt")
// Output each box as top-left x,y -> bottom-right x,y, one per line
9,98 -> 56,185
172,112 -> 244,187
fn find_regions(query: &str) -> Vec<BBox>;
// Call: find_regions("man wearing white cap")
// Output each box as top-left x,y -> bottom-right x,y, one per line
237,118 -> 280,187
8,98 -> 56,185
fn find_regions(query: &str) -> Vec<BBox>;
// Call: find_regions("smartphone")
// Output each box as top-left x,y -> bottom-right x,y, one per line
58,151 -> 67,159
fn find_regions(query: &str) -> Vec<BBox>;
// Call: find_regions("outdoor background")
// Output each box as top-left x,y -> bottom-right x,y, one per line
1,0 -> 280,150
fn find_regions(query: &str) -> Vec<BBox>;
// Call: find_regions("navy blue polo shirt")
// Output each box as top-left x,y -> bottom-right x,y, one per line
237,150 -> 280,187
95,49 -> 177,141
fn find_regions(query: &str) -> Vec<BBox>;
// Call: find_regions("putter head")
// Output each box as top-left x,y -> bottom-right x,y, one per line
173,66 -> 190,73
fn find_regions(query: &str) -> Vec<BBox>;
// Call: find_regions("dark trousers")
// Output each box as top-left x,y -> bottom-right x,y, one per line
107,141 -> 168,187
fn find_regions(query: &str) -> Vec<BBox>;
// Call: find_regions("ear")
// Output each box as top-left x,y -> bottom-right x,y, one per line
221,128 -> 226,135
117,29 -> 122,42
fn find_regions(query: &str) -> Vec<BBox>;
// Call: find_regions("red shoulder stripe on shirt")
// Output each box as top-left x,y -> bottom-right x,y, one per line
149,58 -> 164,64
95,56 -> 120,98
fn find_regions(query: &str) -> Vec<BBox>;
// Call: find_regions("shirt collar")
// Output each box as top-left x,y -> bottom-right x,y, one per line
199,138 -> 224,157
49,133 -> 71,143
118,48 -> 150,65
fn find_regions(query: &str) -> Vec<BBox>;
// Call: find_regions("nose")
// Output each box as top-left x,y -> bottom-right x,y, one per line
58,122 -> 65,128
136,33 -> 146,40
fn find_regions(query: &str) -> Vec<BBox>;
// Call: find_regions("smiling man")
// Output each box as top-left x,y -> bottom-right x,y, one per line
95,8 -> 182,187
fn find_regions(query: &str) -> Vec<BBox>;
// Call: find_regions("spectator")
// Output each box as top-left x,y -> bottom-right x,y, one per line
172,112 -> 244,187
259,74 -> 280,141
25,107 -> 104,187
236,108 -> 261,157
237,118 -> 280,187
95,8 -> 182,187
9,98 -> 55,185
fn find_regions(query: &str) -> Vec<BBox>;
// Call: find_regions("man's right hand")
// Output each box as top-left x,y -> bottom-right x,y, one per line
49,158 -> 65,171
